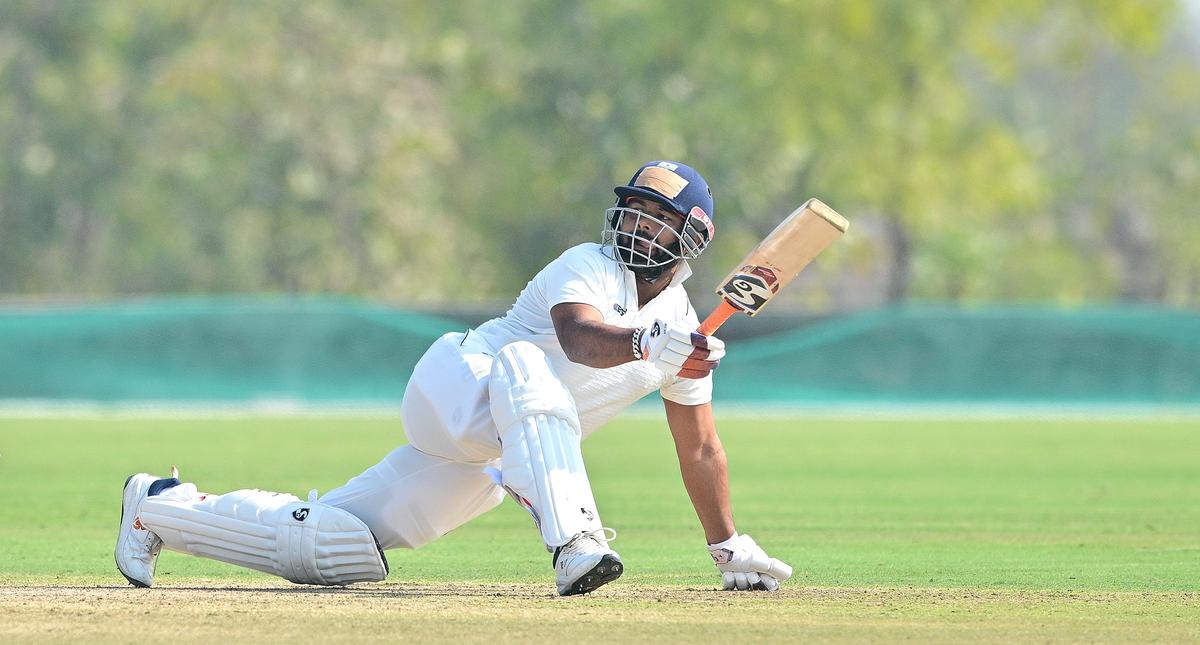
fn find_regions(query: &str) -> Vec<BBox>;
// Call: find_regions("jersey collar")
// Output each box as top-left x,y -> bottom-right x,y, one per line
667,260 -> 693,287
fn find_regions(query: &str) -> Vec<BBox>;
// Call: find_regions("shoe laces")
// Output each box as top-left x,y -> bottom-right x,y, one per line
554,528 -> 617,567
566,527 -> 617,551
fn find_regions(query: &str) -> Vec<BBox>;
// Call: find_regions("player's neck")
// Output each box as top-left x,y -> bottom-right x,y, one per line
635,266 -> 676,307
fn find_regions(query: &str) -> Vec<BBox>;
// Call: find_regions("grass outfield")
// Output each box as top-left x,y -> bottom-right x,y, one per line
1,414 -> 1197,642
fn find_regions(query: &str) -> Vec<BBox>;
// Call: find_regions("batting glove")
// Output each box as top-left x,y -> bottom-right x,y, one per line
635,319 -> 725,379
708,533 -> 793,592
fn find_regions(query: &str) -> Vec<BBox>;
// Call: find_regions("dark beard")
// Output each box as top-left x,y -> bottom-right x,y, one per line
616,232 -> 678,265
631,262 -> 675,284
624,245 -> 679,283
616,241 -> 670,267
614,229 -> 680,283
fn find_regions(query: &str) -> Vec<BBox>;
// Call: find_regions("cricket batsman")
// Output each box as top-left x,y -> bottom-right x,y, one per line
116,160 -> 793,595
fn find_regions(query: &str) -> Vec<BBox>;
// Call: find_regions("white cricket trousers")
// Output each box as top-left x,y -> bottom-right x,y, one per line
320,332 -> 507,549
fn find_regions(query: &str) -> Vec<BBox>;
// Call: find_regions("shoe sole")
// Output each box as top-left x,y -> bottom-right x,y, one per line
115,474 -> 150,588
560,554 -> 623,596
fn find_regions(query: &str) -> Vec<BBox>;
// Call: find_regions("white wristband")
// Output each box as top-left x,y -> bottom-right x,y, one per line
707,532 -> 740,550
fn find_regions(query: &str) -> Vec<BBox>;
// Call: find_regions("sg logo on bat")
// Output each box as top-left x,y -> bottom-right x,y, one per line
719,265 -> 780,315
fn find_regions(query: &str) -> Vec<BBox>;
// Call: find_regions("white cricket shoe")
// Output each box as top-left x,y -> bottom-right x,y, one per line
554,528 -> 622,596
115,471 -> 181,588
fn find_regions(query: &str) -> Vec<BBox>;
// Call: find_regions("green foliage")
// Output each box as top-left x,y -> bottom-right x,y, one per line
0,1 -> 1194,305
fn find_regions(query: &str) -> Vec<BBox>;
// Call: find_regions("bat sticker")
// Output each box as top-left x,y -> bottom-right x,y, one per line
719,265 -> 779,314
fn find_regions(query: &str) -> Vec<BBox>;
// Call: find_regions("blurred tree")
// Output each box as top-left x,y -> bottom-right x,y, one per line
0,0 -> 1194,308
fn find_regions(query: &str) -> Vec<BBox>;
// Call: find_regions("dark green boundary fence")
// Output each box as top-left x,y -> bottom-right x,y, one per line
1,299 -> 1196,405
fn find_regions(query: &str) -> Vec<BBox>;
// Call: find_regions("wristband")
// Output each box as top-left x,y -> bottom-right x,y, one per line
707,532 -> 740,550
631,327 -> 646,360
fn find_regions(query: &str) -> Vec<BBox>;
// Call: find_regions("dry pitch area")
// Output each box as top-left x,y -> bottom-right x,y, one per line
2,582 -> 1197,643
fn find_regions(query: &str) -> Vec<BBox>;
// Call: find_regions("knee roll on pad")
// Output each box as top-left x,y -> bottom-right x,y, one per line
140,487 -> 388,586
489,342 -> 602,548
489,341 -> 581,432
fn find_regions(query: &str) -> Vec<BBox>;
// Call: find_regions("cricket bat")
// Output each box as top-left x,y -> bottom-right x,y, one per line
698,198 -> 849,335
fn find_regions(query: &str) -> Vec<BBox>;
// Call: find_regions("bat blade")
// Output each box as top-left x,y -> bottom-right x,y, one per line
699,198 -> 848,334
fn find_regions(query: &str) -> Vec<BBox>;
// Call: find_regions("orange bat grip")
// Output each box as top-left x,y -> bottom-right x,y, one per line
697,299 -> 739,336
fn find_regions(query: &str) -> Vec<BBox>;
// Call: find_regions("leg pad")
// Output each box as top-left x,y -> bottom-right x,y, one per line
489,342 -> 602,547
141,486 -> 388,585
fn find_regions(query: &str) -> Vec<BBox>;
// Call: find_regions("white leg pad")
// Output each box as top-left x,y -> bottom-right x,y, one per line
489,341 -> 603,548
139,484 -> 388,586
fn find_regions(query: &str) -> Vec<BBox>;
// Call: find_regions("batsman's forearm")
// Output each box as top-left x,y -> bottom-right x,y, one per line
556,318 -> 641,368
677,445 -> 737,544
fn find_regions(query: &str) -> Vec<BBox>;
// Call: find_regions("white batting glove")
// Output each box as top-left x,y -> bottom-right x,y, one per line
634,319 -> 725,379
708,533 -> 793,592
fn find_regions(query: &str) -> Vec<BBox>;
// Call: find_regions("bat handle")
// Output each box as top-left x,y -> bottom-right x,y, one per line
698,300 -> 739,336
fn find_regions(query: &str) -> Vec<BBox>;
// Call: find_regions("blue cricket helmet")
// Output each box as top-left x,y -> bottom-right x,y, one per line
614,160 -> 715,238
602,161 -> 716,282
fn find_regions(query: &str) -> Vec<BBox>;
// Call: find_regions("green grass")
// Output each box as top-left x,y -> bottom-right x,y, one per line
1,414 -> 1198,643
1,414 -> 1197,591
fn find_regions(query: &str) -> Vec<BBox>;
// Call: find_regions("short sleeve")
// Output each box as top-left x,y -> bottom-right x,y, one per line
540,245 -> 613,314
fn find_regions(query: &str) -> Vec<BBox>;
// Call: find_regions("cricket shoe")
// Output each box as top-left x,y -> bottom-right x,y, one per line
553,528 -> 622,596
115,469 -> 182,588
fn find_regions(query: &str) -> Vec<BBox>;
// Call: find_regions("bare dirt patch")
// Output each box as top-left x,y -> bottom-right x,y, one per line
2,582 -> 1196,643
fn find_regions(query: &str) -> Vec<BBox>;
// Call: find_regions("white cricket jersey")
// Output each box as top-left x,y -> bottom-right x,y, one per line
472,242 -> 710,437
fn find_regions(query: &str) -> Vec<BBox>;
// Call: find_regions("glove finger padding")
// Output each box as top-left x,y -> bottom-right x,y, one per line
677,366 -> 718,380
709,533 -> 792,592
639,319 -> 725,379
743,553 -> 794,583
686,332 -> 725,360
723,571 -> 779,592
761,557 -> 793,582
681,354 -> 720,371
